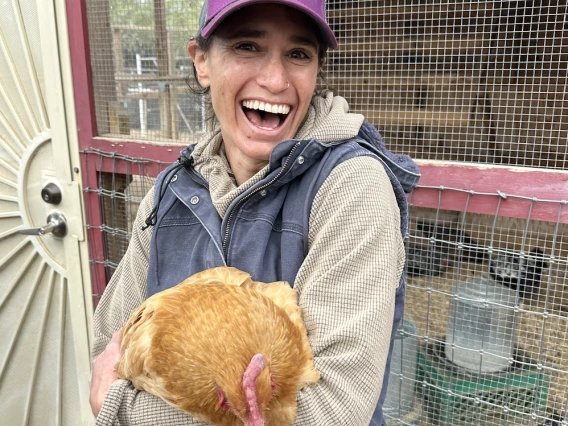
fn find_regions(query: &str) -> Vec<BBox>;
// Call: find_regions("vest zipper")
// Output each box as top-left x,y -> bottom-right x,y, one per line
222,142 -> 302,254
183,167 -> 209,189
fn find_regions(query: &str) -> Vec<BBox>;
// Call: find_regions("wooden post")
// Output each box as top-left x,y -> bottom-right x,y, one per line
167,29 -> 179,140
101,172 -> 128,279
113,28 -> 126,98
84,0 -> 117,135
154,0 -> 173,139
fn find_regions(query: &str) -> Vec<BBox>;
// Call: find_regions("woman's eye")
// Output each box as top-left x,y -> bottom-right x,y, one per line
235,43 -> 257,52
289,50 -> 310,60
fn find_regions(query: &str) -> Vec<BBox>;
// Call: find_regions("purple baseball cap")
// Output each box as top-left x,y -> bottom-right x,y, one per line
198,0 -> 338,49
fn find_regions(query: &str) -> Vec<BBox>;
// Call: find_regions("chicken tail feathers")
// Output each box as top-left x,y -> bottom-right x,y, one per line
298,362 -> 320,388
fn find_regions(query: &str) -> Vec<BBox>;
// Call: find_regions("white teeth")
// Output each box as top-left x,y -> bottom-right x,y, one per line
242,100 -> 290,115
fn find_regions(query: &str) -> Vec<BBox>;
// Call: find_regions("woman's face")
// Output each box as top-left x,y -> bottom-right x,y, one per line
190,4 -> 321,170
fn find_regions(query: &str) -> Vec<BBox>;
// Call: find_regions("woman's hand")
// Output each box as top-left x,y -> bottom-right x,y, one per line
90,330 -> 122,417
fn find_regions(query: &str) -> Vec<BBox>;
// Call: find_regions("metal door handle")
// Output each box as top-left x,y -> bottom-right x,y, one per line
19,212 -> 68,238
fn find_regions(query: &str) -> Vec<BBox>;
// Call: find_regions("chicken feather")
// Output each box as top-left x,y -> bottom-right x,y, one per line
117,267 -> 319,426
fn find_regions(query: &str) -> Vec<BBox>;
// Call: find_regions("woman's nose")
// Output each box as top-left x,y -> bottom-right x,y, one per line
257,55 -> 289,93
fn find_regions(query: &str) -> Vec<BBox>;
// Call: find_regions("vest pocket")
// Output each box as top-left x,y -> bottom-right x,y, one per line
158,217 -> 200,227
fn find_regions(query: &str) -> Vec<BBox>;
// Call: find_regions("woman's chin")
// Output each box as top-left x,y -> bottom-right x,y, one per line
239,139 -> 281,162
222,117 -> 298,165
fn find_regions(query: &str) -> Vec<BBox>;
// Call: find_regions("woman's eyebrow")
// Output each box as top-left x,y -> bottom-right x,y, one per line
225,29 -> 267,39
289,35 -> 318,50
223,29 -> 318,49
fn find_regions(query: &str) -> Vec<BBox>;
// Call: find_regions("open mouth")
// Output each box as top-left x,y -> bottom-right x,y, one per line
242,100 -> 291,131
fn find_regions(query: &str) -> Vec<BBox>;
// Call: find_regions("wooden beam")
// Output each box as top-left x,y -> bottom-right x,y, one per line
362,108 -> 470,127
410,161 -> 568,224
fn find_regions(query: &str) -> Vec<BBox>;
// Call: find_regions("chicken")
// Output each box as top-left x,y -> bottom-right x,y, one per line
489,247 -> 549,298
406,243 -> 452,277
417,221 -> 487,264
116,267 -> 320,426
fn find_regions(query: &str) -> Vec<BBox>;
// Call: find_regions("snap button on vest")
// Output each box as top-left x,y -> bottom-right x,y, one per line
297,156 -> 305,164
170,174 -> 178,182
260,189 -> 267,196
190,196 -> 199,205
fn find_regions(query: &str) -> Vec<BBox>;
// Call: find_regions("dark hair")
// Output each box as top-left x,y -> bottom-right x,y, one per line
186,29 -> 330,125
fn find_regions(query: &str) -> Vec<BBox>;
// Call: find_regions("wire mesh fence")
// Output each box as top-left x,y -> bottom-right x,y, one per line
81,0 -> 568,425
81,149 -> 568,426
327,1 -> 568,170
402,193 -> 568,426
81,149 -> 160,302
85,0 -> 568,168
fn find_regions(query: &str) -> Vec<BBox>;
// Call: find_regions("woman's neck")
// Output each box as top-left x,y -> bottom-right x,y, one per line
224,144 -> 269,186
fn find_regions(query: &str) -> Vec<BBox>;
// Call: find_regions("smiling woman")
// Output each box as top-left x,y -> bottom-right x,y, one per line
189,4 -> 327,183
90,0 -> 420,425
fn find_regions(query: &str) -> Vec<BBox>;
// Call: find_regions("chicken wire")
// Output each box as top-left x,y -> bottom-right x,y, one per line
81,149 -> 568,426
403,191 -> 568,426
82,150 -> 159,300
81,0 -> 568,425
85,0 -> 568,169
85,0 -> 205,143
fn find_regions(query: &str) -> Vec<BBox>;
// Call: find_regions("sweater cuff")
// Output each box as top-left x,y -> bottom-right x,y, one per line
95,379 -> 131,426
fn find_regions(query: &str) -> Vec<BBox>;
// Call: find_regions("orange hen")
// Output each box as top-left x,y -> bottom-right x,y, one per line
116,267 -> 320,426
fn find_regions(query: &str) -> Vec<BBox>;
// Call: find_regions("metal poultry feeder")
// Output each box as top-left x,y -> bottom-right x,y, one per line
445,276 -> 517,373
415,276 -> 549,424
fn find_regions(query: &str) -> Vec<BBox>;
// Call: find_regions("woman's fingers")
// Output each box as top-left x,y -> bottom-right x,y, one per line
90,330 -> 122,417
110,330 -> 122,351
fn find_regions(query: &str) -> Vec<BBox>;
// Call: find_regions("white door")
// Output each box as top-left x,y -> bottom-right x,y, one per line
0,0 -> 94,424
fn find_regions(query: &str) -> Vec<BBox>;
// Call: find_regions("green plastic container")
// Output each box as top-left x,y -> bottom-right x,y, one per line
417,342 -> 549,425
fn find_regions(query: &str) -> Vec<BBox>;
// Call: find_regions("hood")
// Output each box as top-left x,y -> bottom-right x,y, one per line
357,121 -> 421,194
295,91 -> 364,143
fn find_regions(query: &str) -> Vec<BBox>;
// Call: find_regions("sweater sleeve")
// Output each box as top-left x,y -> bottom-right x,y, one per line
91,188 -> 155,360
292,155 -> 406,426
92,188 -> 208,425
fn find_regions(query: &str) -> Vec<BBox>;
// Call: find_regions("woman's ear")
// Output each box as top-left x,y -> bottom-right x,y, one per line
318,55 -> 327,72
188,39 -> 211,88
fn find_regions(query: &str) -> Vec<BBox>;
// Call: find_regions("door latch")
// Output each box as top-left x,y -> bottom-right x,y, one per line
19,212 -> 68,238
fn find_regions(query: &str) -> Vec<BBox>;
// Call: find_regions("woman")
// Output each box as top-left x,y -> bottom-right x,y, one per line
90,0 -> 420,424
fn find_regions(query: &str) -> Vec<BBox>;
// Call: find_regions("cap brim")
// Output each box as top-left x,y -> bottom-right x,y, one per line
200,0 -> 338,49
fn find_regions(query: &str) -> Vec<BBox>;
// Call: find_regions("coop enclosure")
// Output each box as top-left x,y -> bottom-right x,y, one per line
69,0 -> 568,425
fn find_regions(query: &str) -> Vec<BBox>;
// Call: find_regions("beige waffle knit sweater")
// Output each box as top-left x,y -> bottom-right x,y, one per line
93,92 -> 406,426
